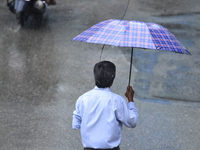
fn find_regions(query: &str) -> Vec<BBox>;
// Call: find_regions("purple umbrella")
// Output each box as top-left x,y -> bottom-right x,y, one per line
73,19 -> 190,85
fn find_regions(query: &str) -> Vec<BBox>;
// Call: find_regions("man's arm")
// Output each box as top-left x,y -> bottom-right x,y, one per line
72,100 -> 82,130
115,86 -> 138,128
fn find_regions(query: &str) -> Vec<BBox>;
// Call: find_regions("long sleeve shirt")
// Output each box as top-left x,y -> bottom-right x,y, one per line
72,86 -> 138,149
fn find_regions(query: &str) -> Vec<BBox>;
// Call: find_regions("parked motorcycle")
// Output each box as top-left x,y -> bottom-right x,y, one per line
7,0 -> 47,27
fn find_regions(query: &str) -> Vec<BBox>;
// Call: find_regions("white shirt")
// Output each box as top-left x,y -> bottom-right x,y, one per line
72,86 -> 138,149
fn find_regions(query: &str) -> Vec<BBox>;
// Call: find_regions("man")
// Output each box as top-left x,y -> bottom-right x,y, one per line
7,0 -> 25,14
72,61 -> 138,150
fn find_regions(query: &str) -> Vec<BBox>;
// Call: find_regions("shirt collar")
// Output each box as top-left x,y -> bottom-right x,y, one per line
94,86 -> 111,92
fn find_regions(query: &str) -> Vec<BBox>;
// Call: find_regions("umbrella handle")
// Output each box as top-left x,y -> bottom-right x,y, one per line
128,47 -> 133,86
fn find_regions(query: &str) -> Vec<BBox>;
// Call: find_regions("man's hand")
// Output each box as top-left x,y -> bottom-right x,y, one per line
125,86 -> 134,102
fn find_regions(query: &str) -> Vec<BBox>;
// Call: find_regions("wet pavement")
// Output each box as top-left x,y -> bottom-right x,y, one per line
0,0 -> 200,150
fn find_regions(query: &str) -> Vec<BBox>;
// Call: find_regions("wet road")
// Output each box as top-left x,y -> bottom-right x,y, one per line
0,0 -> 200,150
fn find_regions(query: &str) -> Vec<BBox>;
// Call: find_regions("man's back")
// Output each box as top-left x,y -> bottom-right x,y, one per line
73,86 -> 138,149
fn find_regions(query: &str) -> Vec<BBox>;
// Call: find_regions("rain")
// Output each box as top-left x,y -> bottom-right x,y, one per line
0,0 -> 200,149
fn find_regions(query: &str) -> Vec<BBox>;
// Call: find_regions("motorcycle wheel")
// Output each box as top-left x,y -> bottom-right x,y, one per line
35,13 -> 44,27
34,3 -> 47,27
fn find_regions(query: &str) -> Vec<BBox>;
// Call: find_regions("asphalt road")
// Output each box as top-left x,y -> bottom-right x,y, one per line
0,0 -> 200,150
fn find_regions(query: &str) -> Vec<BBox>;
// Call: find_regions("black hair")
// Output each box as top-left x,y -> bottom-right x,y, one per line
93,61 -> 116,88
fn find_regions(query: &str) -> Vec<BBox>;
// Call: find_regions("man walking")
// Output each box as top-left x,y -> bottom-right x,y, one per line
72,61 -> 138,150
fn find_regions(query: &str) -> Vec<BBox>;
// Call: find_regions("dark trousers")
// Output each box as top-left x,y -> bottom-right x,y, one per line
84,146 -> 120,150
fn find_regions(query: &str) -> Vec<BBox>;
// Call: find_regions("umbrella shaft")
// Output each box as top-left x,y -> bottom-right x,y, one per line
128,47 -> 133,86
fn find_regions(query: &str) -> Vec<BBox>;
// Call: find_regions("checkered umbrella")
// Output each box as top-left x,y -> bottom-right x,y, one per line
73,19 -> 190,85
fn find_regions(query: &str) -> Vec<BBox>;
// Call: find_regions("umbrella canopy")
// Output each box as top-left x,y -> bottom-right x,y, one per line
73,19 -> 190,54
73,19 -> 190,85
